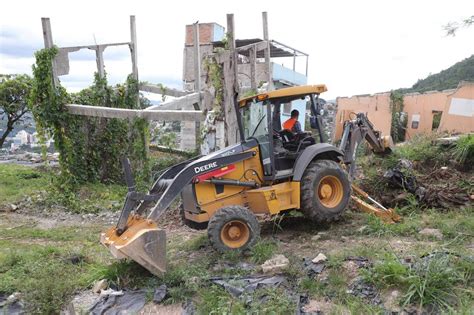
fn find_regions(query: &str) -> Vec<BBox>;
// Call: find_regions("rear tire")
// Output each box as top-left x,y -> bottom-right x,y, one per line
301,159 -> 351,222
208,205 -> 260,253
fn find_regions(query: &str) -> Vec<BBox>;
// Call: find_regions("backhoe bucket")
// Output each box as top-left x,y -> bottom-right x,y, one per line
100,215 -> 166,275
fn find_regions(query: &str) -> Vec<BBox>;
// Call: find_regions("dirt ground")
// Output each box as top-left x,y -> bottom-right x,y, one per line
1,198 -> 472,314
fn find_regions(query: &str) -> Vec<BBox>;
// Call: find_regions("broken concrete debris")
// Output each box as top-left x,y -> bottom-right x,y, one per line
311,253 -> 327,264
92,279 -> 108,294
260,254 -> 289,273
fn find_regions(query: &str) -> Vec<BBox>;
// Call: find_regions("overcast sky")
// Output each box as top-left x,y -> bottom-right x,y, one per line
1,0 -> 473,99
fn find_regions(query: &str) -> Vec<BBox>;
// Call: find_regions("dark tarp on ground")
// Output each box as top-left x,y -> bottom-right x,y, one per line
89,290 -> 146,315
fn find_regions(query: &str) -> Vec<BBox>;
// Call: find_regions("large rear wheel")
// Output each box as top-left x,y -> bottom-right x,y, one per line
208,205 -> 260,253
301,159 -> 351,222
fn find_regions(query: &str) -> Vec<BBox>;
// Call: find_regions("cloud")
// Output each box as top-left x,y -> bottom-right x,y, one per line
0,27 -> 42,58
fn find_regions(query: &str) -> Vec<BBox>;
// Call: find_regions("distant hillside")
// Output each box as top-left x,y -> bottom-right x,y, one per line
400,55 -> 474,93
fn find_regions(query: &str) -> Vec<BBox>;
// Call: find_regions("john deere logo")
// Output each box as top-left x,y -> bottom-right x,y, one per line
194,162 -> 218,174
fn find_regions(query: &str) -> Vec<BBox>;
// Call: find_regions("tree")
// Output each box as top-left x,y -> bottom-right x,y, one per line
0,75 -> 33,148
444,15 -> 473,36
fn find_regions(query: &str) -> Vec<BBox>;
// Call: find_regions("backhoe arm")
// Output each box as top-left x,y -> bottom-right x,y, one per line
339,113 -> 393,177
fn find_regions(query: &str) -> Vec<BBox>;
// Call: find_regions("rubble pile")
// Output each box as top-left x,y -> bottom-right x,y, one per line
383,159 -> 472,210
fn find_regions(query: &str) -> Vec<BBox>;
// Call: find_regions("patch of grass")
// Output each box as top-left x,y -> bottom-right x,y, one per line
179,234 -> 209,252
298,277 -> 325,297
363,251 -> 473,311
151,263 -> 210,304
197,285 -> 246,314
0,164 -> 51,205
395,133 -> 450,165
44,180 -> 126,213
249,287 -> 296,314
362,252 -> 409,287
0,242 -> 104,314
92,260 -> 152,289
249,239 -> 278,264
425,208 -> 474,242
453,134 -> 474,167
362,213 -> 419,237
0,225 -> 102,242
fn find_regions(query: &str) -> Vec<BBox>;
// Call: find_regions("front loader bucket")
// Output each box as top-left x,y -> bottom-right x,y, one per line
100,215 -> 166,275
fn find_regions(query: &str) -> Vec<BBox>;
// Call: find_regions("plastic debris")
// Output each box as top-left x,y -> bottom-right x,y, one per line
211,275 -> 285,297
302,257 -> 325,277
89,290 -> 146,315
153,285 -> 167,304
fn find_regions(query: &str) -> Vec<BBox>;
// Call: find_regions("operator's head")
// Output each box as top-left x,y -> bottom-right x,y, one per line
291,109 -> 299,119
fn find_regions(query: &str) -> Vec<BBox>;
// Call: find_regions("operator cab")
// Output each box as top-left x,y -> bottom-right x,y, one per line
238,85 -> 328,181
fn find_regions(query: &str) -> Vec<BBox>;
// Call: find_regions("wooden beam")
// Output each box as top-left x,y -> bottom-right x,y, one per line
65,104 -> 207,121
139,83 -> 190,98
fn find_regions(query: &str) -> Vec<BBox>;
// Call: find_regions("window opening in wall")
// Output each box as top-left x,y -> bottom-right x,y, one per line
432,111 -> 443,130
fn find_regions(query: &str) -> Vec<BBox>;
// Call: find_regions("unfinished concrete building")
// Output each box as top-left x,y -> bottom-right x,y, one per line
333,82 -> 474,142
180,22 -> 309,151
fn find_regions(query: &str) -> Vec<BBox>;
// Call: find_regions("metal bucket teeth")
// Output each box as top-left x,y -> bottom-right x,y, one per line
100,216 -> 166,275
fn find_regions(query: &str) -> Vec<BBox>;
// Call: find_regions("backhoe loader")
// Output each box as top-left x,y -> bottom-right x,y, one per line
100,85 -> 397,275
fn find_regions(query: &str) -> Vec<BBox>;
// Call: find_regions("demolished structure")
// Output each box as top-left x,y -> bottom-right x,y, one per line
333,81 -> 474,142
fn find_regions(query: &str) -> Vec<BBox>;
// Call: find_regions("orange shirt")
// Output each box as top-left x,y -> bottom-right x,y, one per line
283,117 -> 297,131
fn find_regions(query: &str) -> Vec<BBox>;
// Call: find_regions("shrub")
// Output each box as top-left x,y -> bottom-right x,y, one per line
453,134 -> 474,167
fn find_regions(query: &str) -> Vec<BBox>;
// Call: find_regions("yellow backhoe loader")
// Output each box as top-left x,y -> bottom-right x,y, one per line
101,85 -> 398,275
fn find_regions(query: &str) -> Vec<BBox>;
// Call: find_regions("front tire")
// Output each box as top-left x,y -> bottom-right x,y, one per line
208,205 -> 260,253
301,159 -> 351,222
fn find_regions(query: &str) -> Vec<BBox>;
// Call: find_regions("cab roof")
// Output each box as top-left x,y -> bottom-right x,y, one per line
238,84 -> 327,106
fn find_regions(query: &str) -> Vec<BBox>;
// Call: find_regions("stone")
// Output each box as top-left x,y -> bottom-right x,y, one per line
260,254 -> 289,273
311,253 -> 327,264
10,204 -> 18,211
357,225 -> 367,233
311,234 -> 321,241
419,228 -> 443,240
92,279 -> 108,294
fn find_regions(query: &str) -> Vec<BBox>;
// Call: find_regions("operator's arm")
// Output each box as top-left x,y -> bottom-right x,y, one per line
293,121 -> 303,134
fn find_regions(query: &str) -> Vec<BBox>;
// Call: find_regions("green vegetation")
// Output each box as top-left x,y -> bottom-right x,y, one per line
399,54 -> 474,93
389,91 -> 406,143
30,48 -> 150,187
197,286 -> 295,315
0,163 -> 126,213
0,223 -> 106,314
0,164 -> 50,205
363,251 -> 473,311
453,134 -> 474,167
249,239 -> 277,264
0,74 -> 33,148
